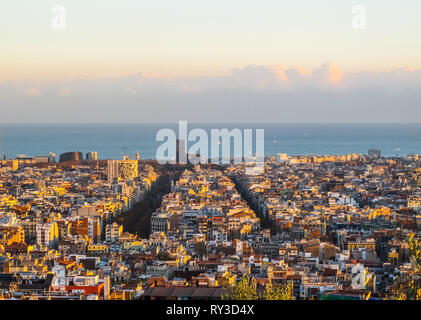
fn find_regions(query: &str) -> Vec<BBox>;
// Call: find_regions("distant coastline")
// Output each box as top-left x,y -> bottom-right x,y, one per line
0,123 -> 420,160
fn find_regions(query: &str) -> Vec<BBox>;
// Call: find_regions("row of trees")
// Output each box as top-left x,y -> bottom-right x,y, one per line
118,174 -> 172,238
221,275 -> 295,300
117,165 -> 186,238
229,174 -> 276,233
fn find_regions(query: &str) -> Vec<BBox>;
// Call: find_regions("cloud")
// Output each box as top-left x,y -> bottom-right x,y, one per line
1,62 -> 421,123
125,88 -> 137,95
25,88 -> 41,97
230,65 -> 286,89
58,88 -> 72,96
291,66 -> 310,76
139,72 -> 166,79
313,61 -> 344,84
228,63 -> 345,90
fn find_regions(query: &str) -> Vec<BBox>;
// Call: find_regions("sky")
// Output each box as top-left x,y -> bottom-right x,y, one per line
1,0 -> 421,123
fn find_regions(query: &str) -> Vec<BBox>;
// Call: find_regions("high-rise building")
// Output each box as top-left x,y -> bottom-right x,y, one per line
86,151 -> 98,160
368,149 -> 381,159
36,222 -> 59,248
176,139 -> 187,164
107,159 -> 139,183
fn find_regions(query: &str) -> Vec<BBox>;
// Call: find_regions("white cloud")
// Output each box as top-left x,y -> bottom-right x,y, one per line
58,88 -> 72,96
312,62 -> 344,84
1,63 -> 421,123
25,88 -> 41,97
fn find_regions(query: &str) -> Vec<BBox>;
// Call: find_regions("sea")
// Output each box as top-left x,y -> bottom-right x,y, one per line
0,123 -> 421,160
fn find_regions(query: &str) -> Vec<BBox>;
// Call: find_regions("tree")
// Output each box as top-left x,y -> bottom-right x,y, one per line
392,233 -> 421,300
119,174 -> 174,238
222,275 -> 258,300
221,275 -> 295,300
194,241 -> 207,258
262,281 -> 295,300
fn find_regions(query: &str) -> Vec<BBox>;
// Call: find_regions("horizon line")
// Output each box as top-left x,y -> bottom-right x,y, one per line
1,122 -> 421,125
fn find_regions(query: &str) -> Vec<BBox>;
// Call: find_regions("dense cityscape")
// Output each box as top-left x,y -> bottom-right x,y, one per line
2,2 -> 421,317
1,147 -> 421,300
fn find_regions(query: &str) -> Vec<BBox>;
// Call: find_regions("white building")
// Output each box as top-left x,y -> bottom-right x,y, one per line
36,222 -> 59,248
105,222 -> 123,243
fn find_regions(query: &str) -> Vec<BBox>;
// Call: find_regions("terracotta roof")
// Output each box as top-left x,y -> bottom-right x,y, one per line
143,286 -> 225,298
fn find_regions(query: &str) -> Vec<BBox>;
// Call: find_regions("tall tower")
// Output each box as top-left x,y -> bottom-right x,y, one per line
176,139 -> 186,164
86,151 -> 98,161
